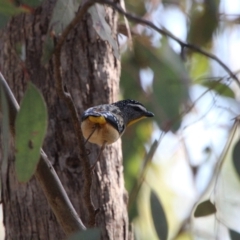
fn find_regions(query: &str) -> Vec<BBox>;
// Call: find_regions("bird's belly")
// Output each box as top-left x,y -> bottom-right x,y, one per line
81,119 -> 120,146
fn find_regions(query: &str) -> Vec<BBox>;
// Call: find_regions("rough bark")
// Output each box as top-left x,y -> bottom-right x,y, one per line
0,1 -> 129,239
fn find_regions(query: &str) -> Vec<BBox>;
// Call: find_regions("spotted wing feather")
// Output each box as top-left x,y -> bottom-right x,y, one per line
81,106 -> 124,134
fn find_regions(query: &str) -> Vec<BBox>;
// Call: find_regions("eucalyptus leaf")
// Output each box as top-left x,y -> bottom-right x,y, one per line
201,81 -> 235,98
150,190 -> 168,240
15,82 -> 48,182
194,200 -> 216,217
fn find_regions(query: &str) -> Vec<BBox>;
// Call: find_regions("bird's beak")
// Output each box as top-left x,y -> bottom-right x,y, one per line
145,111 -> 154,117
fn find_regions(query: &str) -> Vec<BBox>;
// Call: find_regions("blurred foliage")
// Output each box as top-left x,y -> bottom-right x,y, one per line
188,0 -> 220,46
150,189 -> 168,240
19,0 -> 44,8
125,0 -> 146,16
188,53 -> 210,79
0,0 -> 23,28
200,80 -> 235,98
121,0 -> 240,239
0,0 -> 43,29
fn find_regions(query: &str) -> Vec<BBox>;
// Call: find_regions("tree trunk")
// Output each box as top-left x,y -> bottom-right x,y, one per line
0,1 -> 129,239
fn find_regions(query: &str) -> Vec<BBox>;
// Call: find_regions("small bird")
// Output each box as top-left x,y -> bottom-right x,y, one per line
81,99 -> 154,168
81,99 -> 154,145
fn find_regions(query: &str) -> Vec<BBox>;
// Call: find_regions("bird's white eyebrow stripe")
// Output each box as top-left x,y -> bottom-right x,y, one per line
127,103 -> 146,111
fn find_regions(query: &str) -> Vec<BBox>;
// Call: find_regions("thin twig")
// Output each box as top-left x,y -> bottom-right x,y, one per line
53,0 -> 96,226
97,0 -> 240,88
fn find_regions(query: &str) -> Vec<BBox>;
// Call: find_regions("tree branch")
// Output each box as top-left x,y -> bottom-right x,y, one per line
53,0 -> 96,226
0,73 -> 86,234
97,0 -> 240,87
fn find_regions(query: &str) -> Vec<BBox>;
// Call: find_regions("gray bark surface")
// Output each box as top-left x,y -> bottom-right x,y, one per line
0,1 -> 129,239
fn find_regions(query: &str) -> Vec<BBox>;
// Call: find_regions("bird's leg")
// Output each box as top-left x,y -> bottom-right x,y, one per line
91,141 -> 107,171
84,124 -> 97,145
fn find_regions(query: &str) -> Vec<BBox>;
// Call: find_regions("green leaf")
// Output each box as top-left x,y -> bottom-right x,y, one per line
15,82 -> 48,182
229,229 -> 240,240
201,80 -> 235,98
68,228 -> 101,240
49,0 -> 81,35
189,53 -> 210,80
0,0 -> 23,29
88,4 -> 119,59
232,139 -> 240,179
194,200 -> 216,217
0,86 -> 9,172
150,190 -> 168,240
188,0 -> 219,46
0,0 -> 21,15
20,0 -> 43,8
125,0 -> 145,16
